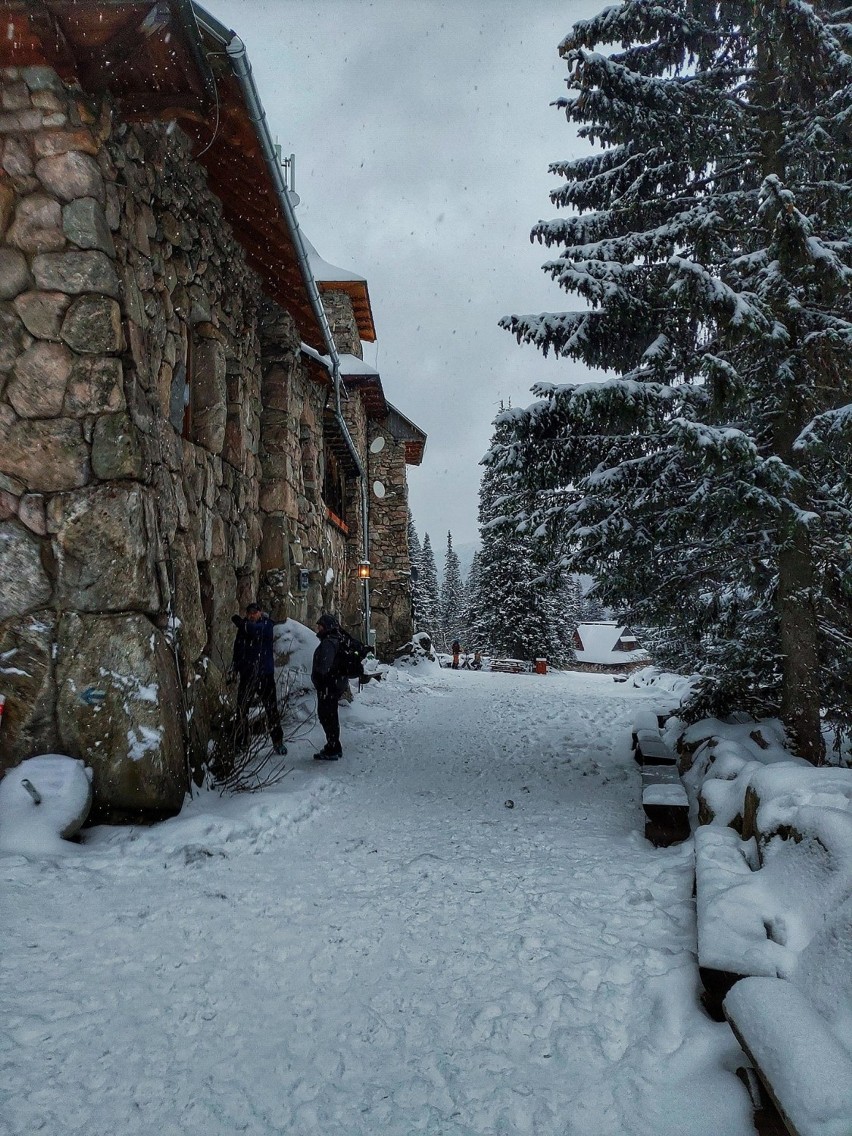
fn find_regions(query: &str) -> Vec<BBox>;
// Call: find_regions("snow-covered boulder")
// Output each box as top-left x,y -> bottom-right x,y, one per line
394,631 -> 437,667
273,618 -> 319,693
0,754 -> 93,855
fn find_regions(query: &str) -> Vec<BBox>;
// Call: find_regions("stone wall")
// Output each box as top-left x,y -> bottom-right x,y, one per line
365,424 -> 413,655
0,65 -> 418,816
0,66 -> 366,818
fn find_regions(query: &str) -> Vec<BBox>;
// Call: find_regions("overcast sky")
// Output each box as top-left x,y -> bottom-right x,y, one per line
203,0 -> 605,552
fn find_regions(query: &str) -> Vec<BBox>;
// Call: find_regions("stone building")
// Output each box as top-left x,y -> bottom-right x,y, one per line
0,2 -> 426,820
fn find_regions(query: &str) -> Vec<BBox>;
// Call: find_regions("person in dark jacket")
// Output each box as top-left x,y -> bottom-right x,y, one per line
230,602 -> 286,755
311,613 -> 347,760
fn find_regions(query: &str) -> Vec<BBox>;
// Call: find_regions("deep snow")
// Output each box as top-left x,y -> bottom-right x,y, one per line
1,666 -> 754,1135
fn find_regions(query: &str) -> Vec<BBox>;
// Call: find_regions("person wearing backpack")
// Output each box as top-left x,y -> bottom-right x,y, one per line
311,613 -> 348,760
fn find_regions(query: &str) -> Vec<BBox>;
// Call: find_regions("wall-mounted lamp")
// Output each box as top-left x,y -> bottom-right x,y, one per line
357,560 -> 372,580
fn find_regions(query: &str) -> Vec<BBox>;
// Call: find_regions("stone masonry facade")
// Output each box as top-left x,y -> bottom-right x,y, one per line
0,65 -> 417,821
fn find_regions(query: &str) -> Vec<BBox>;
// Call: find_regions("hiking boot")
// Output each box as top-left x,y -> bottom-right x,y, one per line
313,746 -> 341,761
274,743 -> 288,756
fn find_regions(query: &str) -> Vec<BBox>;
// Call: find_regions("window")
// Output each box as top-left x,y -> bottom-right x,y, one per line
323,450 -> 347,529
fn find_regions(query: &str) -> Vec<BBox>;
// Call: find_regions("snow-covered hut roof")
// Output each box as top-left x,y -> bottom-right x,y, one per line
572,622 -> 648,667
300,232 -> 377,343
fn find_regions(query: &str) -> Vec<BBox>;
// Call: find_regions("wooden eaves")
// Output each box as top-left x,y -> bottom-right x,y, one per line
2,0 -> 328,350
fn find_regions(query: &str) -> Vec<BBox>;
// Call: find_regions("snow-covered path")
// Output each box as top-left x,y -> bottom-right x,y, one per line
2,668 -> 753,1135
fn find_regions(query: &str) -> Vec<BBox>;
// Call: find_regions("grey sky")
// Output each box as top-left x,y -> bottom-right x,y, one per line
203,0 -> 604,549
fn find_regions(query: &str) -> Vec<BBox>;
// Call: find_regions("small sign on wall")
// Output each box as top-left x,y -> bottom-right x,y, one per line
298,569 -> 310,592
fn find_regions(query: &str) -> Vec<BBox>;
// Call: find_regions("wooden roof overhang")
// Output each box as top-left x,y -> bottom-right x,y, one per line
2,0 -> 326,350
317,280 -> 376,344
342,374 -> 387,419
386,403 -> 427,466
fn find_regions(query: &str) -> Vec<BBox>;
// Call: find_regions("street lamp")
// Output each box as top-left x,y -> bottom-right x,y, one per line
358,560 -> 371,580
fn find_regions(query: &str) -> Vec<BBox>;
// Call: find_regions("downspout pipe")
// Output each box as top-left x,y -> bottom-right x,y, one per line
194,11 -> 371,635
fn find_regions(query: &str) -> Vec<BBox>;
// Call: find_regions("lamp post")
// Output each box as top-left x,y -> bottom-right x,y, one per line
358,560 -> 372,646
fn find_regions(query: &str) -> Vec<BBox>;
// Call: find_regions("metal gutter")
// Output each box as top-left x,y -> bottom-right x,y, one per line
191,4 -> 372,637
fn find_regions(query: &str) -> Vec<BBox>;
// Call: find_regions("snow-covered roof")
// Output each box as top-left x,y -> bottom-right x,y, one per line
573,622 -> 647,666
299,230 -> 376,342
300,231 -> 366,285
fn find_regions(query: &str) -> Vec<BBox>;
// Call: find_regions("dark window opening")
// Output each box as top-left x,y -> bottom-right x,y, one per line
323,450 -> 347,525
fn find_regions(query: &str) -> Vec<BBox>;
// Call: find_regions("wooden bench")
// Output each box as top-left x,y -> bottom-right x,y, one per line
641,765 -> 689,846
631,714 -> 689,846
635,729 -> 677,766
725,977 -> 852,1136
695,810 -> 852,1019
489,659 -> 530,674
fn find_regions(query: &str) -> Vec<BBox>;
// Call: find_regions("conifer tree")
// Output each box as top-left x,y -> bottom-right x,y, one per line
463,550 -> 484,646
478,419 -> 570,663
407,511 -> 423,631
500,2 -> 852,760
440,532 -> 466,648
417,533 -> 440,640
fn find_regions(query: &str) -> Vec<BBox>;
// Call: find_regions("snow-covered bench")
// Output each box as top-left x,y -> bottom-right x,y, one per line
630,714 -> 689,846
641,765 -> 689,847
635,730 -> 676,765
695,806 -> 852,1019
723,895 -> 852,1136
489,658 -> 530,674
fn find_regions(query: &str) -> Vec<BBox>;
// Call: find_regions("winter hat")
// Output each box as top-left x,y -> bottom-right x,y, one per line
317,613 -> 339,631
246,602 -> 261,614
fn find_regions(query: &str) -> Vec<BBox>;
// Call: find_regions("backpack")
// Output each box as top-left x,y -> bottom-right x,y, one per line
334,630 -> 370,680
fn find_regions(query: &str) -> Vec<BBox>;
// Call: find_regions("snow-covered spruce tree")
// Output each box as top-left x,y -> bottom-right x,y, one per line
417,533 -> 441,641
463,550 -> 484,646
407,510 -> 423,631
440,531 -> 466,648
499,2 -> 852,762
478,418 -> 570,664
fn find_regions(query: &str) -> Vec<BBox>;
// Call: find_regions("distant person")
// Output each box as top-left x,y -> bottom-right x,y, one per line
311,613 -> 347,760
451,639 -> 461,669
229,602 -> 286,755
471,650 -> 483,670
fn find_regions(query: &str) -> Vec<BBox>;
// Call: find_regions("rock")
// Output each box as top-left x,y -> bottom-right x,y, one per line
64,355 -> 124,417
1,83 -> 30,112
2,136 -> 33,177
6,192 -> 64,252
62,196 -> 114,254
13,289 -> 70,339
91,411 -> 144,479
56,612 -> 186,821
35,150 -> 104,202
0,248 -> 33,299
32,250 -> 119,297
191,337 -> 226,453
18,493 -> 46,535
53,484 -> 160,612
22,67 -> 64,93
0,520 -> 52,621
6,340 -> 72,417
0,489 -> 17,519
0,110 -> 43,133
0,755 -> 93,849
0,407 -> 90,492
169,531 -> 208,667
33,129 -> 99,158
60,294 -> 123,353
0,612 -> 58,769
0,302 -> 26,372
0,179 -> 15,236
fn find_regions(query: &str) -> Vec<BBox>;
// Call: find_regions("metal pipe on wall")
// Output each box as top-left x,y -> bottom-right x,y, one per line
192,8 -> 371,641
